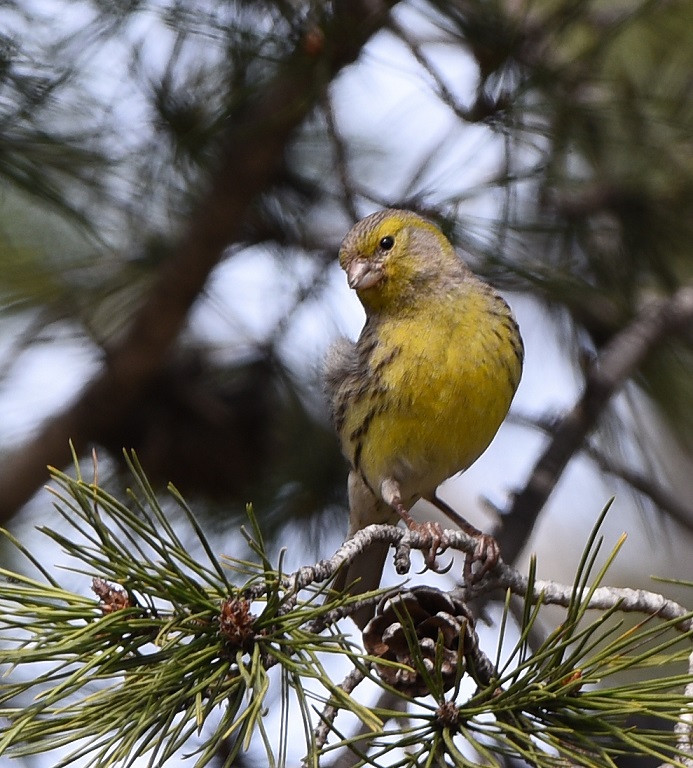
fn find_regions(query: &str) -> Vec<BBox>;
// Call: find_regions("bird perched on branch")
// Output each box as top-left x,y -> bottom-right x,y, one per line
324,209 -> 523,628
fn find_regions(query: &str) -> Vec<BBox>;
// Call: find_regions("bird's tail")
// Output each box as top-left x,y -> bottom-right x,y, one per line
330,471 -> 398,629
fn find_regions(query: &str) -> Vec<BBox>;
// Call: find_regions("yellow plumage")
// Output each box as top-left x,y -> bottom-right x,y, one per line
325,209 -> 523,627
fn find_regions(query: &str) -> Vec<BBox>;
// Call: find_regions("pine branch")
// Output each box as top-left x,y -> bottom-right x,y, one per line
312,521 -> 693,634
2,461 -> 693,767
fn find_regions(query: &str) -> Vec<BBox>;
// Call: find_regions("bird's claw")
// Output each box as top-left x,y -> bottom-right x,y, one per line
406,519 -> 449,573
463,533 -> 500,583
434,556 -> 454,575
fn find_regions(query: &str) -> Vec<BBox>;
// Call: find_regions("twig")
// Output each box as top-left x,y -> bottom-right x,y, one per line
322,96 -> 359,222
320,687 -> 408,768
289,523 -> 406,592
485,556 -> 693,632
510,410 -> 693,537
388,16 -> 507,123
498,287 -> 693,565
281,522 -> 693,634
310,667 -> 366,761
387,17 -> 475,123
587,442 -> 693,534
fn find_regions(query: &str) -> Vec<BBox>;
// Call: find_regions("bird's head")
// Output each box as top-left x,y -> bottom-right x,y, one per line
338,209 -> 463,314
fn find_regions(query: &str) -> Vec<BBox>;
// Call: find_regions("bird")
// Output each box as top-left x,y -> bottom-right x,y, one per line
324,209 -> 523,628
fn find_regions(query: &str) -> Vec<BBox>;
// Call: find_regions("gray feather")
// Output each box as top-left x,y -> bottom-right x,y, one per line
323,336 -> 358,401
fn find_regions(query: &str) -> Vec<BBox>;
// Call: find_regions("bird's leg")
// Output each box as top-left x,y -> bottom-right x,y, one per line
381,478 -> 444,571
428,493 -> 500,583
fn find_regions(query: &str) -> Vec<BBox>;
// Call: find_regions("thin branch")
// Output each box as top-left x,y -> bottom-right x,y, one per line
587,442 -> 693,533
0,0 -> 401,524
322,96 -> 359,222
387,17 -> 476,123
488,559 -> 693,632
388,16 -> 505,123
510,410 -> 693,537
321,687 -> 408,768
287,522 -> 693,633
497,287 -> 693,565
311,667 -> 366,760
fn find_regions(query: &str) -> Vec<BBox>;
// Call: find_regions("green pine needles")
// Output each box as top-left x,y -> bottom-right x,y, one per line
0,453 -> 359,767
1,453 -> 693,767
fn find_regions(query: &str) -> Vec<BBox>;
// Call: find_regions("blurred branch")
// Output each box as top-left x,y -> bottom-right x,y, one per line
497,287 -> 693,565
0,0 -> 400,524
388,17 -> 474,121
322,96 -> 359,221
587,444 -> 693,533
317,686 -> 407,768
388,16 -> 506,123
510,411 -> 693,537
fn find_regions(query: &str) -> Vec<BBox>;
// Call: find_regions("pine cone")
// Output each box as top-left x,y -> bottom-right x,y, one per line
362,586 -> 472,698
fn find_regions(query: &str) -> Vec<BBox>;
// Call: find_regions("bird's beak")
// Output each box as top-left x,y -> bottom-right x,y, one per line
347,258 -> 382,290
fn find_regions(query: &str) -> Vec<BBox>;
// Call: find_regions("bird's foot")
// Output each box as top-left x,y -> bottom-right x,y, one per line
381,478 -> 449,572
426,494 -> 501,583
405,518 -> 451,573
464,532 -> 500,583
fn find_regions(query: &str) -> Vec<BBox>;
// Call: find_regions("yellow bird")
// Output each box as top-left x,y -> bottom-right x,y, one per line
325,209 -> 523,628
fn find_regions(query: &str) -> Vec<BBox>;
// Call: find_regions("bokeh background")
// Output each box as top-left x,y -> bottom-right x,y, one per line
3,0 -> 693,765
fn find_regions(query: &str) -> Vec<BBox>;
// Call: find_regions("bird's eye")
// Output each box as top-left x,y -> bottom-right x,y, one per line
379,235 -> 395,251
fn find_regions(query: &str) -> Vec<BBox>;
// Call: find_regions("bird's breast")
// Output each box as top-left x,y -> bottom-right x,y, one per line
343,289 -> 521,503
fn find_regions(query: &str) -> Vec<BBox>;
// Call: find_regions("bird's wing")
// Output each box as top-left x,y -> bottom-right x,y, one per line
323,334 -> 357,402
323,335 -> 364,443
324,338 -> 398,628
